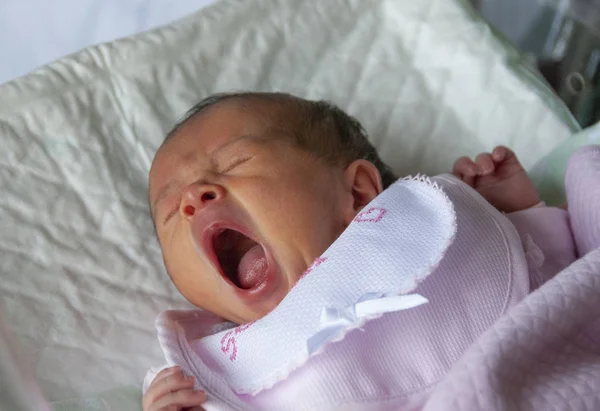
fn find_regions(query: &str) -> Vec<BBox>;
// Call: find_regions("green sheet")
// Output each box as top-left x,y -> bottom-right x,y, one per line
531,121 -> 600,206
51,387 -> 142,411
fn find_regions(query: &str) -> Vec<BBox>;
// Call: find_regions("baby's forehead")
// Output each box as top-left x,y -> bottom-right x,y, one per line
167,100 -> 300,154
148,102 -> 302,212
154,101 -> 298,170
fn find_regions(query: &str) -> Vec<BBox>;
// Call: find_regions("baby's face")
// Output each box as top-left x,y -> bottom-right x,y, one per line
149,101 -> 361,323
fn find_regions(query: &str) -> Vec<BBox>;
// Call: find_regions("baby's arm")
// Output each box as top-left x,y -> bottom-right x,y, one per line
142,366 -> 206,411
452,146 -> 540,213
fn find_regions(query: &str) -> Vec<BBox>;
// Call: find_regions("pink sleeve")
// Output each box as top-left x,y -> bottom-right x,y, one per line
505,206 -> 576,289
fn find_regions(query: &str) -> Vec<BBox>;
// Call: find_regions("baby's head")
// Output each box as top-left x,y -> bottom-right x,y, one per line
149,92 -> 396,323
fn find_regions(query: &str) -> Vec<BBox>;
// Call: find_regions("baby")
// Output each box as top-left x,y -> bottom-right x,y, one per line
143,92 -> 598,411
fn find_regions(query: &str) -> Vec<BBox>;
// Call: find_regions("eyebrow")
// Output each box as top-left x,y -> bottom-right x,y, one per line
150,134 -> 263,217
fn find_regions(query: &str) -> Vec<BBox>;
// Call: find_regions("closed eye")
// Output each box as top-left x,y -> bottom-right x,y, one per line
163,206 -> 179,225
220,156 -> 253,174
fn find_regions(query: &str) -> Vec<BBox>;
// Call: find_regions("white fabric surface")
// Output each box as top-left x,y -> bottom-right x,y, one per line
0,0 -> 578,403
0,0 -> 216,84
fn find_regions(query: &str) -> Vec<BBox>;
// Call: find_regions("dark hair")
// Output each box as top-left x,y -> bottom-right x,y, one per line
168,92 -> 398,188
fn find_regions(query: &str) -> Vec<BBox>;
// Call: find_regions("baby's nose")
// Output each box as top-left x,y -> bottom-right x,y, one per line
180,183 -> 224,218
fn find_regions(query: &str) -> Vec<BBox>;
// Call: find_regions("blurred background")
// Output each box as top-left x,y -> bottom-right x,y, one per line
0,0 -> 216,83
472,0 -> 600,127
1,0 -> 599,126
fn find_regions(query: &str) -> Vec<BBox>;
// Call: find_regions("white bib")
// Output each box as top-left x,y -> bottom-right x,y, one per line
187,176 -> 456,395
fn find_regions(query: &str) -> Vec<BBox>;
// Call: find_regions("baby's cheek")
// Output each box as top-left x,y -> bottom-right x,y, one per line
165,236 -> 203,284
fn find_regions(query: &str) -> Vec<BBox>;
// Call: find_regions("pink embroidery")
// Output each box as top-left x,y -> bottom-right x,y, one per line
220,331 -> 237,361
234,321 -> 255,335
220,321 -> 256,361
296,257 -> 328,284
354,207 -> 386,223
307,257 -> 327,274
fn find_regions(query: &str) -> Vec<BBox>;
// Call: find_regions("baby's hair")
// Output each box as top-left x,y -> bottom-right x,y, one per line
167,92 -> 398,188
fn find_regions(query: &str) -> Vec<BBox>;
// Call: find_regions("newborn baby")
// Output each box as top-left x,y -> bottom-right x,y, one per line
143,92 -> 598,411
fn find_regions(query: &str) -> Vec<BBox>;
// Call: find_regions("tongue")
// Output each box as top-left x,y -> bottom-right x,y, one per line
237,244 -> 268,289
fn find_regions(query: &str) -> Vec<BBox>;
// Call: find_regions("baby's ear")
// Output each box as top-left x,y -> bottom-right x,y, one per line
343,159 -> 383,213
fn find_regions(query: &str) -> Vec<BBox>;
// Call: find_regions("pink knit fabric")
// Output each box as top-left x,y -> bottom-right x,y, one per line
505,207 -> 576,290
565,145 -> 600,256
146,145 -> 600,411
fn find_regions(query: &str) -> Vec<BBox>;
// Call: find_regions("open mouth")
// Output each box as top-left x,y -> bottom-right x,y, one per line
212,228 -> 268,290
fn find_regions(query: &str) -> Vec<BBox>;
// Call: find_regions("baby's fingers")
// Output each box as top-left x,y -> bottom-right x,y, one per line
150,388 -> 206,411
144,369 -> 195,407
153,366 -> 181,383
475,153 -> 495,176
491,145 -> 519,164
453,156 -> 477,186
492,146 -> 507,162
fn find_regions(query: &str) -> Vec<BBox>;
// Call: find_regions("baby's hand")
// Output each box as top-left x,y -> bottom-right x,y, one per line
142,366 -> 206,411
453,146 -> 540,213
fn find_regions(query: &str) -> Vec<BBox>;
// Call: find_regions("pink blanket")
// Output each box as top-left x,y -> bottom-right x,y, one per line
424,145 -> 600,410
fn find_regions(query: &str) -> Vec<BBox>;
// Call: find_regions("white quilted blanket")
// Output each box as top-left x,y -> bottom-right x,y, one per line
0,0 -> 579,404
